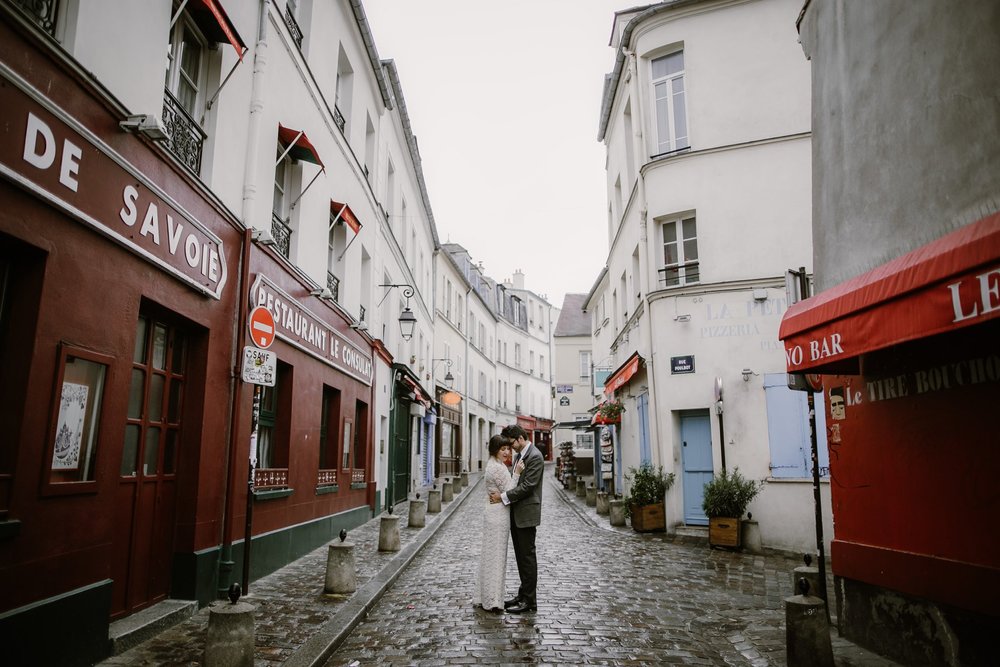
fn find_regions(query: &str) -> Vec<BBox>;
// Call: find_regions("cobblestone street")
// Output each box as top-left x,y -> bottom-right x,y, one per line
98,467 -> 896,666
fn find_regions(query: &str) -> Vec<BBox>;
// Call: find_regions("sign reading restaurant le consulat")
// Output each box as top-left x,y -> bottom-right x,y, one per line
0,65 -> 227,298
251,274 -> 373,385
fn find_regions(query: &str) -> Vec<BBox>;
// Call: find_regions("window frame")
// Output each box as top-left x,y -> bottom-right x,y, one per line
650,49 -> 689,156
165,11 -> 209,119
659,215 -> 699,287
42,344 -> 115,496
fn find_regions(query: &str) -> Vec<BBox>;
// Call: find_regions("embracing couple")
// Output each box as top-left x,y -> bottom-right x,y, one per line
473,424 -> 544,614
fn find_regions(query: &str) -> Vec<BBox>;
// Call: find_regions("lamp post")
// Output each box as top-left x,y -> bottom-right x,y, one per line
432,358 -> 454,387
378,283 -> 416,341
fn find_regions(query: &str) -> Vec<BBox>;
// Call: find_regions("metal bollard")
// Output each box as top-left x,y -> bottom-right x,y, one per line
441,479 -> 454,502
785,578 -> 834,667
324,531 -> 356,594
596,491 -> 609,515
427,486 -> 441,513
609,499 -> 626,526
409,494 -> 426,528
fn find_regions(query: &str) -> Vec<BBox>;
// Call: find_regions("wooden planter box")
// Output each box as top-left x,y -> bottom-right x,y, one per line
709,517 -> 741,547
630,503 -> 665,532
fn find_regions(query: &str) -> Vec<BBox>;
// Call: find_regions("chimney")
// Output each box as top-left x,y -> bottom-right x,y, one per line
512,269 -> 525,290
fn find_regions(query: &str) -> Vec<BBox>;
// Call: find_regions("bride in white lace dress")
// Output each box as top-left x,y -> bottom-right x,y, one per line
473,435 -> 520,612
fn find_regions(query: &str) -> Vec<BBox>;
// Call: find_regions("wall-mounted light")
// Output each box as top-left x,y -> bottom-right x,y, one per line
379,283 -> 416,341
432,358 -> 454,386
310,287 -> 333,299
350,321 -> 369,332
742,368 -> 758,382
119,114 -> 169,141
252,228 -> 276,245
674,314 -> 691,322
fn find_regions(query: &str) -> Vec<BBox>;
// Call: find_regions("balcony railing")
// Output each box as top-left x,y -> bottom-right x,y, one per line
283,5 -> 303,48
271,212 -> 291,258
317,469 -> 338,486
162,89 -> 206,174
333,105 -> 345,133
254,467 -> 288,490
326,272 -> 340,302
351,468 -> 366,484
10,0 -> 59,36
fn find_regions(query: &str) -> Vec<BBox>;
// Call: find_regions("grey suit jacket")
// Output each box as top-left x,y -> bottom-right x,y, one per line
506,444 -> 544,528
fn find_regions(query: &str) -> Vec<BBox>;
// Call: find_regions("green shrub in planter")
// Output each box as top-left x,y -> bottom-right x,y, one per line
624,463 -> 675,519
701,467 -> 764,518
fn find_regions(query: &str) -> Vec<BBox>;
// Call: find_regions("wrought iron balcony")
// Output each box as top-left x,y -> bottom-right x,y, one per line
9,0 -> 59,36
162,89 -> 206,174
283,4 -> 303,48
333,105 -> 345,134
359,304 -> 366,322
271,212 -> 292,258
351,468 -> 365,484
254,467 -> 288,490
326,272 -> 340,302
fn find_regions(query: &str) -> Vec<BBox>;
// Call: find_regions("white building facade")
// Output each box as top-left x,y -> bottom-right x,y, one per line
593,0 -> 831,553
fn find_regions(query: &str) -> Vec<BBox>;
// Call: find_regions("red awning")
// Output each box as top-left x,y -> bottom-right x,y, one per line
277,125 -> 324,168
779,211 -> 1000,373
604,352 -> 642,397
188,0 -> 246,61
331,200 -> 362,234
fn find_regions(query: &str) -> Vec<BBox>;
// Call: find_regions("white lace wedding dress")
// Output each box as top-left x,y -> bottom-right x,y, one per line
473,457 -> 519,611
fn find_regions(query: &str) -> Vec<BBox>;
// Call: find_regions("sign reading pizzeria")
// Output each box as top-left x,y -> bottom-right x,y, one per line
250,274 -> 373,385
0,70 -> 227,298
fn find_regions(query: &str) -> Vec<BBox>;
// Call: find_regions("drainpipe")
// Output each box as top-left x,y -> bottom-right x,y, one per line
219,0 -> 269,596
463,285 -> 473,471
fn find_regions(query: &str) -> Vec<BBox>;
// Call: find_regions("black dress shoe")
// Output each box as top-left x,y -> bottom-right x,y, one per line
503,597 -> 522,609
506,601 -> 536,614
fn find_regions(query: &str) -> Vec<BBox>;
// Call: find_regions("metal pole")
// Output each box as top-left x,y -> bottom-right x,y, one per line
242,384 -> 262,594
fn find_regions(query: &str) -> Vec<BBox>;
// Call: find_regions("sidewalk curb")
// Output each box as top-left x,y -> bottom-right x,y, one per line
284,476 -> 483,667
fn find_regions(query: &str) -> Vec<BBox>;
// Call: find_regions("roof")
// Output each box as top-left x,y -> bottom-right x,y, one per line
554,294 -> 590,336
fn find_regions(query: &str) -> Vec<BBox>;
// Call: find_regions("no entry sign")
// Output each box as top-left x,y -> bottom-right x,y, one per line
248,306 -> 275,349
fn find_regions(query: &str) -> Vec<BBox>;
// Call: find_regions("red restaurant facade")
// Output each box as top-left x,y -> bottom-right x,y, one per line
0,10 -> 375,665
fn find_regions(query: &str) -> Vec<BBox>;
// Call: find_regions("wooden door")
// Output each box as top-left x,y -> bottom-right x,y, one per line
112,315 -> 186,617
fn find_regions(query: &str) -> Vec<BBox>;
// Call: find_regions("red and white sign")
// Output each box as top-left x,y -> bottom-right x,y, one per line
248,306 -> 276,349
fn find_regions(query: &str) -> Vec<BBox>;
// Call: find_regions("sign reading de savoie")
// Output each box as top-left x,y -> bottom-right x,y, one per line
0,67 -> 227,299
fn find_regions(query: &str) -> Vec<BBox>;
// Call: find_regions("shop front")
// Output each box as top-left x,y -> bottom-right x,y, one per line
0,17 -> 242,664
778,212 -> 1000,664
387,363 -> 431,509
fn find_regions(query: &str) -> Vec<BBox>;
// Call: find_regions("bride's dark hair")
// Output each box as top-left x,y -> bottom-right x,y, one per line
487,434 -> 511,458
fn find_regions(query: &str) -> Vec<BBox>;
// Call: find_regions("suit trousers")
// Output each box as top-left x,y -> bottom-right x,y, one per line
510,523 -> 537,605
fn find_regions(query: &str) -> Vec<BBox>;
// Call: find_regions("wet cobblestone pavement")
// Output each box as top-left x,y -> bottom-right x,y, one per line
99,467 -> 898,666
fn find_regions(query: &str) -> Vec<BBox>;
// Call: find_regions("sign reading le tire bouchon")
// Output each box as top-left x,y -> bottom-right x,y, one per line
242,346 -> 276,386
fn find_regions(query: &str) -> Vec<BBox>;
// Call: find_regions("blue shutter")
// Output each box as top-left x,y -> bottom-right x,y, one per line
764,373 -> 829,479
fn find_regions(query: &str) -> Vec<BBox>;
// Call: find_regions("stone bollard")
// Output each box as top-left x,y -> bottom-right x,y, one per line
609,499 -> 626,526
596,491 -> 609,515
791,554 -> 822,600
441,479 -> 454,502
204,600 -> 255,667
576,478 -> 587,497
427,487 -> 442,513
742,513 -> 763,554
585,485 -> 597,507
460,471 -> 469,488
785,578 -> 834,667
378,513 -> 400,552
408,494 -> 426,528
324,537 -> 356,594
563,474 -> 575,491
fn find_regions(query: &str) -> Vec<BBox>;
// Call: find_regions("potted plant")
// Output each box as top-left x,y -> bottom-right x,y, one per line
701,467 -> 764,548
594,399 -> 624,424
624,463 -> 675,532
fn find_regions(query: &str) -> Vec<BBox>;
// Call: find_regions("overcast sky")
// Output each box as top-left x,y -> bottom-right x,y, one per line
363,0 -> 637,310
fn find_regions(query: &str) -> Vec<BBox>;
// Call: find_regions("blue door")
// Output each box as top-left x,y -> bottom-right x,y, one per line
637,392 -> 651,464
681,411 -> 712,526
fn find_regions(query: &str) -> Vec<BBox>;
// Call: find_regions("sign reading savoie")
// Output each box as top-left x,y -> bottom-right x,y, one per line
250,274 -> 373,385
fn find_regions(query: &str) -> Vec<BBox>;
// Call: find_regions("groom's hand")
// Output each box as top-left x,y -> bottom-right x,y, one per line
488,490 -> 500,504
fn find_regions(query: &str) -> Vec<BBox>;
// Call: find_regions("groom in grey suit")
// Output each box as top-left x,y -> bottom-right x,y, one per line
489,424 -> 544,613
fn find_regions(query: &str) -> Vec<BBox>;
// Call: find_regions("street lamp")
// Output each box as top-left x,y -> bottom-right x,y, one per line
378,283 -> 416,341
432,358 -> 454,386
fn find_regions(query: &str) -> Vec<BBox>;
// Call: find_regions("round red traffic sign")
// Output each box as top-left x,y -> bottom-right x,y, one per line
248,306 -> 276,349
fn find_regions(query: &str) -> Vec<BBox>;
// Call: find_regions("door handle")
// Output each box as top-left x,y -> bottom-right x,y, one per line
683,441 -> 687,447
